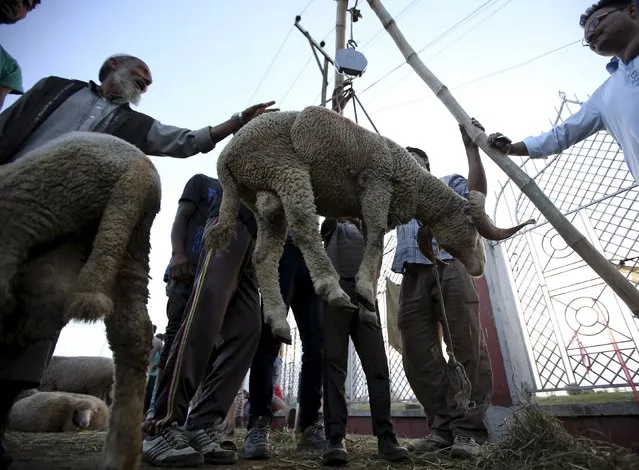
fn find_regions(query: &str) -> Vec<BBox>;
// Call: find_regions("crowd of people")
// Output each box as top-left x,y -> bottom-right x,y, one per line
1,0 -> 639,468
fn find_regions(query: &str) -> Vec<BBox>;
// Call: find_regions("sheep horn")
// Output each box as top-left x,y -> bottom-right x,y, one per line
468,190 -> 535,241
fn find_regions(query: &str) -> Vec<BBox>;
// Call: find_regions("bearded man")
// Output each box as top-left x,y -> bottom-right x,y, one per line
0,54 -> 276,163
0,53 -> 275,469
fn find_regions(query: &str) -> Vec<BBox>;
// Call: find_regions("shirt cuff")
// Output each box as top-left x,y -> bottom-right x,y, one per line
521,136 -> 548,159
194,127 -> 216,154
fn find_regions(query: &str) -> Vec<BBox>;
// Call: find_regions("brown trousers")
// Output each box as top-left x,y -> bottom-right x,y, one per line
146,220 -> 261,434
398,260 -> 493,443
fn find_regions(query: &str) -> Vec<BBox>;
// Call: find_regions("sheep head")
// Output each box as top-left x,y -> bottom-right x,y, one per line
422,190 -> 534,276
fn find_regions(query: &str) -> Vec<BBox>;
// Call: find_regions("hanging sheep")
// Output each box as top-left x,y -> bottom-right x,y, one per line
203,106 -> 534,344
8,391 -> 109,433
0,131 -> 162,470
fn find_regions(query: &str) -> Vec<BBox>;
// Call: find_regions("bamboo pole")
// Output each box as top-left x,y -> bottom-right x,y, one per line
367,0 -> 639,318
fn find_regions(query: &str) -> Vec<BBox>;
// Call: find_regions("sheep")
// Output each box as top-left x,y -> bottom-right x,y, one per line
203,106 -> 533,344
0,131 -> 162,470
40,356 -> 115,406
8,391 -> 109,433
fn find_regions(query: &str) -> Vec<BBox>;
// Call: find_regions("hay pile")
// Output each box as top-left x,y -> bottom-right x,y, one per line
470,405 -> 639,470
6,405 -> 639,469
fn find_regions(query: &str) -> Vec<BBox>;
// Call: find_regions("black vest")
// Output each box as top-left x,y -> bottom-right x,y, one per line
0,76 -> 154,164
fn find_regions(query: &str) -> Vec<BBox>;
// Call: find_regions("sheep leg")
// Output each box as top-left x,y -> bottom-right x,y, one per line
251,192 -> 292,344
65,158 -> 160,324
274,171 -> 356,312
355,182 -> 392,314
101,216 -> 154,470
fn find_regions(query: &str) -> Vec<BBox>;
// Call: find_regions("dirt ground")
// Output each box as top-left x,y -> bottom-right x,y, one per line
5,429 -> 444,470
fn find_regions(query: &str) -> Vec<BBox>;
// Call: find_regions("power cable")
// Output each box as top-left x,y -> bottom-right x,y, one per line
372,38 -> 582,113
359,0 -> 500,95
246,25 -> 296,106
359,0 -> 424,51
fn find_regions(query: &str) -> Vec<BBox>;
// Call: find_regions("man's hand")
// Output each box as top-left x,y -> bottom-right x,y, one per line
487,132 -> 514,154
241,101 -> 279,123
168,252 -> 192,283
459,118 -> 485,149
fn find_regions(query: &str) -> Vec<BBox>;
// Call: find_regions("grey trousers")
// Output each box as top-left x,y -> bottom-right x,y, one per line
145,220 -> 261,434
397,261 -> 493,443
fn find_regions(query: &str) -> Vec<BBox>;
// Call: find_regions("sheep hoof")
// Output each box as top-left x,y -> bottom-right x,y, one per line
327,289 -> 358,311
271,322 -> 292,345
355,292 -> 376,312
359,306 -> 379,327
65,292 -> 113,322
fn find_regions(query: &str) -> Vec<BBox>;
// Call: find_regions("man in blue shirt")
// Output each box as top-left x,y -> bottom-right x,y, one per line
488,1 -> 639,183
392,119 -> 492,459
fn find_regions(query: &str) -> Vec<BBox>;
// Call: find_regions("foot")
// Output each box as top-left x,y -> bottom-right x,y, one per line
406,433 -> 453,454
322,438 -> 348,466
296,417 -> 325,451
378,433 -> 410,463
142,427 -> 204,467
450,435 -> 482,458
242,417 -> 271,460
326,287 -> 358,311
65,291 -> 113,322
186,426 -> 238,464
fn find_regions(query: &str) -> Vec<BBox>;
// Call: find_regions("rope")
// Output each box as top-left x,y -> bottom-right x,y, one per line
431,262 -> 474,412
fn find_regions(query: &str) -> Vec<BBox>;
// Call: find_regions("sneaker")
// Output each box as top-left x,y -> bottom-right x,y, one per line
186,427 -> 238,465
322,438 -> 348,466
296,415 -> 325,451
142,427 -> 204,467
406,433 -> 452,454
377,433 -> 410,463
242,417 -> 271,460
450,435 -> 482,458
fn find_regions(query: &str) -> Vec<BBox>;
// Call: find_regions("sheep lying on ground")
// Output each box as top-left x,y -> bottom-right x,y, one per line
0,131 -> 161,470
8,391 -> 109,432
40,356 -> 115,405
203,106 -> 533,344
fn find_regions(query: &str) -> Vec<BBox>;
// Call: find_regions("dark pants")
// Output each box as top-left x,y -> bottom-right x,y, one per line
146,220 -> 261,434
248,240 -> 323,430
160,280 -> 194,370
323,278 -> 394,441
144,374 -> 157,414
398,261 -> 493,443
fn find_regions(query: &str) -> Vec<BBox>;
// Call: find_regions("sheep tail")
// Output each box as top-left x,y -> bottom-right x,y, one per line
203,162 -> 241,255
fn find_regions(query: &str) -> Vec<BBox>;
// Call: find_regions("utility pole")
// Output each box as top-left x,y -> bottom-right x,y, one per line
334,0 -> 348,104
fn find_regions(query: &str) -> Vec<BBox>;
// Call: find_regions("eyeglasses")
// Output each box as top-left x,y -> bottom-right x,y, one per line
582,6 -> 627,47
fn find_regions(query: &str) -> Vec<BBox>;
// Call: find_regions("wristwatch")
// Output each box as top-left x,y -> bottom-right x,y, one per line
231,111 -> 245,127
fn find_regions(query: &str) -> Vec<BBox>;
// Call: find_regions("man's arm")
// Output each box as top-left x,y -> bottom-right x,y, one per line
488,97 -> 604,158
168,200 -> 197,282
459,118 -> 487,195
142,101 -> 278,158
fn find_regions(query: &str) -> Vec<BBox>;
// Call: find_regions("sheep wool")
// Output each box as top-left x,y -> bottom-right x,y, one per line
0,131 -> 162,470
203,106 -> 532,345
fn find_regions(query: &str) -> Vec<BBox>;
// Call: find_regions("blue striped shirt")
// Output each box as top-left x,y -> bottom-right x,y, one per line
391,174 -> 470,273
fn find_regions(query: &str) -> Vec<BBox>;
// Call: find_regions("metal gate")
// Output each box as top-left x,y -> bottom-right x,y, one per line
493,93 -> 639,394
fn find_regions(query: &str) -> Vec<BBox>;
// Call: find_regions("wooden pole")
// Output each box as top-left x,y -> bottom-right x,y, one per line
367,0 -> 639,318
334,0 -> 348,107
321,56 -> 330,108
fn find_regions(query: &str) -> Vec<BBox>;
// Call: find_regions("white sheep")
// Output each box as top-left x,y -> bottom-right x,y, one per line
203,106 -> 533,344
40,356 -> 115,405
0,131 -> 162,470
8,391 -> 109,433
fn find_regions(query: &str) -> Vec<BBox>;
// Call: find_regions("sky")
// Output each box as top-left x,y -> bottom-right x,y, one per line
0,0 -> 615,357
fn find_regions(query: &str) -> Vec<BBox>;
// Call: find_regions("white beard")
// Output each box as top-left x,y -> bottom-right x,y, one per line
110,67 -> 142,106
